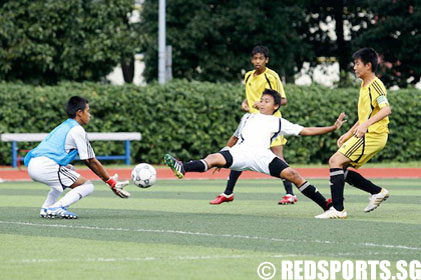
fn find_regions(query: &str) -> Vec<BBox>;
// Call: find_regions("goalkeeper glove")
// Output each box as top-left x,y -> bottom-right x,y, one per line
105,174 -> 131,198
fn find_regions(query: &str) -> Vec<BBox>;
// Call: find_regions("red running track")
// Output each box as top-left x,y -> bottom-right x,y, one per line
0,167 -> 420,181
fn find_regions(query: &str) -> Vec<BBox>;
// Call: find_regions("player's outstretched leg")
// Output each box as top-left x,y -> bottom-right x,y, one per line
164,154 -> 185,179
279,166 -> 331,212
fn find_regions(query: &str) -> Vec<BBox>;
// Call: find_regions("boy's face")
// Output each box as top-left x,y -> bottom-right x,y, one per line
251,52 -> 269,71
259,94 -> 279,115
77,104 -> 91,125
353,58 -> 372,79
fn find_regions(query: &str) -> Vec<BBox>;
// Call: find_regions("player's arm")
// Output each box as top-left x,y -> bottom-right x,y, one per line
219,134 -> 239,153
353,105 -> 391,138
337,121 -> 359,147
226,135 -> 239,148
71,127 -> 130,198
281,98 -> 287,106
84,158 -> 131,199
241,98 -> 250,112
84,158 -> 111,181
299,113 -> 346,136
353,87 -> 391,138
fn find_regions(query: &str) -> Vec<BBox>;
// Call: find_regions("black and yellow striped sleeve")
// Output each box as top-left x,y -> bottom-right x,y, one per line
371,80 -> 389,108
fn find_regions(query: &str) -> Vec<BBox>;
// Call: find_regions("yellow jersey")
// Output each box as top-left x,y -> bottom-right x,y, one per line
244,67 -> 286,117
358,77 -> 389,134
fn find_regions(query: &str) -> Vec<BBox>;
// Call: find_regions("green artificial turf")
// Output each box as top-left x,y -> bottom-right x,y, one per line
1,179 -> 420,280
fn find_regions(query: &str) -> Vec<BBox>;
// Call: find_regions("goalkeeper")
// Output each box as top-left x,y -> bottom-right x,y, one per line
24,96 -> 130,219
165,89 -> 346,213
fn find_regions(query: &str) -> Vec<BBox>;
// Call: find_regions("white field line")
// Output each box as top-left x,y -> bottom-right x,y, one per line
1,220 -> 420,252
5,254 -> 297,264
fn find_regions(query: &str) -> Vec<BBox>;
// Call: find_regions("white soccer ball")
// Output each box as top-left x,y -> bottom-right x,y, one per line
131,163 -> 157,188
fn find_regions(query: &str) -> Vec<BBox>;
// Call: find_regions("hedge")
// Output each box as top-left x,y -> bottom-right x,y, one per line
0,80 -> 420,166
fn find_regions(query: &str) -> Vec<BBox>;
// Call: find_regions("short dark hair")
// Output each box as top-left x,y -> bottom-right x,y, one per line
352,48 -> 379,72
66,96 -> 88,118
251,45 -> 269,58
262,89 -> 281,113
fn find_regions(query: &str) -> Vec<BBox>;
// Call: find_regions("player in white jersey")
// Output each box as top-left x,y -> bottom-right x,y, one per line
24,96 -> 130,219
165,89 -> 346,213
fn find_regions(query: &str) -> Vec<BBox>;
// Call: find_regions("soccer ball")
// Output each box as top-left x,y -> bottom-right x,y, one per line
131,163 -> 157,188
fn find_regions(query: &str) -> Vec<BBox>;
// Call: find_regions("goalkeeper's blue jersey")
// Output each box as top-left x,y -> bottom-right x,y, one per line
24,119 -> 80,166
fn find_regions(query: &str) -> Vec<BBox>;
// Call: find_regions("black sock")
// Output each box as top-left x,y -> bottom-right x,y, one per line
224,170 -> 242,195
345,170 -> 382,195
299,181 -> 329,210
330,168 -> 345,211
184,160 -> 208,172
283,179 -> 294,195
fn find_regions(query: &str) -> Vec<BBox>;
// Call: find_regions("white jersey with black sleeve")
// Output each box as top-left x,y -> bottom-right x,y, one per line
65,125 -> 95,160
234,113 -> 303,149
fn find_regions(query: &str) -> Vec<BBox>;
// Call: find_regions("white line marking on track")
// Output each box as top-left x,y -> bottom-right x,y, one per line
6,254 -> 297,264
1,220 -> 420,251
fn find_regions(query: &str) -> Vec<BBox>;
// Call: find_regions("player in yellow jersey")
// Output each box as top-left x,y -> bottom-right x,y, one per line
210,45 -> 297,205
316,48 -> 392,219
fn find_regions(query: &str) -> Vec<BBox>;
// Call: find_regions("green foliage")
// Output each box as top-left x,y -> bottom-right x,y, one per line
293,0 -> 420,88
352,0 -> 421,88
139,0 -> 418,88
0,80 -> 420,166
0,0 -> 139,84
139,0 -> 309,83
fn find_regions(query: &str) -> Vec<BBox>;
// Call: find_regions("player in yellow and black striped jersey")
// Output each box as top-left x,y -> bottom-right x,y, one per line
209,46 -> 297,206
316,48 -> 392,219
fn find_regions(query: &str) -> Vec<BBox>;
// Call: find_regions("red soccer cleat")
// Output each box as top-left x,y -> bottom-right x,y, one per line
278,194 -> 298,205
209,193 -> 234,205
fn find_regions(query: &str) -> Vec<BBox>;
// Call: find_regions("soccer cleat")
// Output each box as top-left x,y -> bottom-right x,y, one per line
46,207 -> 78,219
364,188 -> 390,213
209,193 -> 234,204
315,206 -> 347,219
278,194 -> 298,205
164,154 -> 185,179
40,208 -> 48,218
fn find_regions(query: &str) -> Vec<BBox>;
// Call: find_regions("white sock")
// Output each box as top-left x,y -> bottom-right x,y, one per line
41,187 -> 63,209
51,181 -> 94,209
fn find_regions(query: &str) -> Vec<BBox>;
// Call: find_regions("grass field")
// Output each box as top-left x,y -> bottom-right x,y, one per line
1,178 -> 420,280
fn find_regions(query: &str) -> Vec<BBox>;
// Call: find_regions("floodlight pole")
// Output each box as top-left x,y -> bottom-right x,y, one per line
158,0 -> 166,84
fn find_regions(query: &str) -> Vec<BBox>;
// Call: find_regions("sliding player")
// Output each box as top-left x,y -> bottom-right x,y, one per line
165,89 -> 346,214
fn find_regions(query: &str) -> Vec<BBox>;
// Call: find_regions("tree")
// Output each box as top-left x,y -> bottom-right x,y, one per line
0,0 -> 140,84
299,0 -> 419,88
352,0 -> 421,87
298,0 -> 374,86
139,0 -> 311,83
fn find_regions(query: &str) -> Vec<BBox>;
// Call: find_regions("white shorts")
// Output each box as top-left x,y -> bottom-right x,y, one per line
228,145 -> 277,176
27,156 -> 80,190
